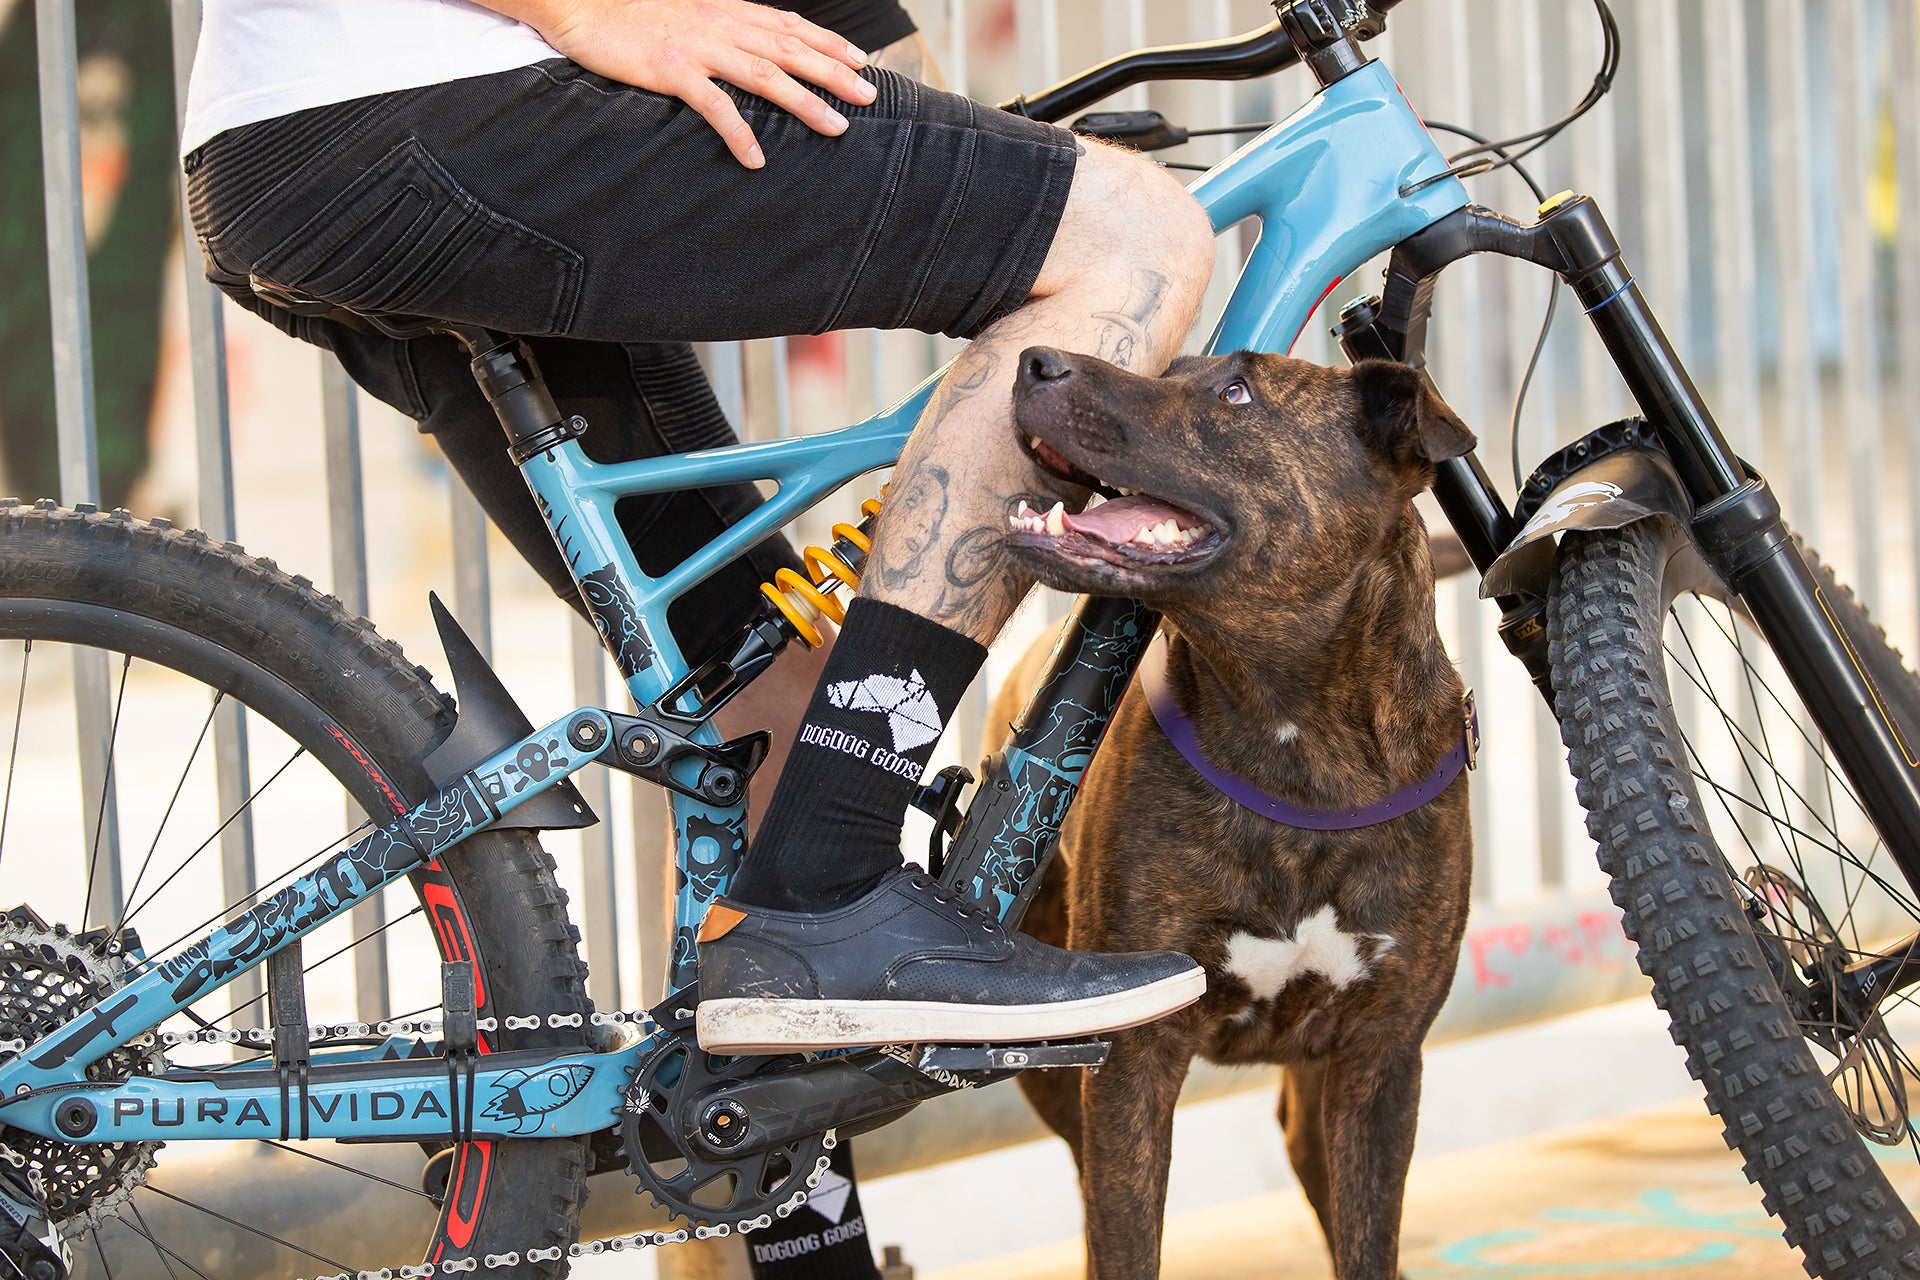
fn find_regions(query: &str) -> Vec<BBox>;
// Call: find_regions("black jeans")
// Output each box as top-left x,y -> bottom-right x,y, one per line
184,61 -> 1077,657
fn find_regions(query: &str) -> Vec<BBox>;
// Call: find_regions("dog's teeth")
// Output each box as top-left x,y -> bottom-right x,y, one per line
1017,499 -> 1035,517
1083,492 -> 1106,509
1115,487 -> 1134,496
1029,435 -> 1045,451
1045,502 -> 1067,536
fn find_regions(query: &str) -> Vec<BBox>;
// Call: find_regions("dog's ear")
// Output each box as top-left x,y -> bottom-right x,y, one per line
1350,360 -> 1477,467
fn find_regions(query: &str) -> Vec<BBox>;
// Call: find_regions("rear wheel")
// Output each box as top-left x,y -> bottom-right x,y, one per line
1550,520 -> 1920,1279
0,502 -> 590,1278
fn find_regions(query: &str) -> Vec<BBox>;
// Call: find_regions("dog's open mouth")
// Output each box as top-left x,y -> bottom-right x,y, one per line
1007,434 -> 1224,567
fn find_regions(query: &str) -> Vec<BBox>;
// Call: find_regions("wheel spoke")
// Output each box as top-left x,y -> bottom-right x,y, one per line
211,904 -> 422,1029
116,693 -> 225,936
118,748 -> 322,943
143,1186 -> 351,1273
124,1202 -> 208,1280
82,653 -> 133,927
259,1139 -> 437,1202
0,638 -> 31,872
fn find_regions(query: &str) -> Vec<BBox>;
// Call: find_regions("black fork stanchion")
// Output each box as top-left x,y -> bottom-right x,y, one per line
1380,194 -> 1920,904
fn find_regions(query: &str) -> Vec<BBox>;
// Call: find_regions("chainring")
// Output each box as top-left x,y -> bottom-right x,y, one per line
0,911 -> 166,1231
619,1029 -> 832,1232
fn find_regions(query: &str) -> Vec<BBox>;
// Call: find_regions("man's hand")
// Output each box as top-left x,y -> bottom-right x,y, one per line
487,0 -> 879,169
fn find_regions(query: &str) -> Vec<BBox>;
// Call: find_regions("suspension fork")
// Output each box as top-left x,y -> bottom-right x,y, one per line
1376,197 -> 1920,933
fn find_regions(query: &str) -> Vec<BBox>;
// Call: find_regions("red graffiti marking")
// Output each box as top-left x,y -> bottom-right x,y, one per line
1468,910 -> 1628,988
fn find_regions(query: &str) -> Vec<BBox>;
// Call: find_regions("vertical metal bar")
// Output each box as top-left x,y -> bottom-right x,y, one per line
1440,0 -> 1494,902
171,0 -> 258,1020
1759,0 -> 1833,838
771,337 -> 793,439
1635,0 -> 1692,357
1764,0 -> 1827,542
1891,0 -> 1920,638
1017,0 -> 1062,92
1568,0 -> 1626,424
1103,0 -> 1147,109
320,359 -> 390,1019
41,0 -> 124,925
703,340 -> 748,434
1825,0 -> 1885,610
37,0 -> 96,503
868,330 -> 888,418
449,488 -> 493,660
1504,0 -> 1566,893
946,0 -> 970,99
570,623 -> 622,1011
1705,0 -> 1762,463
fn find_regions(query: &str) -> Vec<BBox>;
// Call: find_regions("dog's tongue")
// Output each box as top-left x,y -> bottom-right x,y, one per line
1064,495 -> 1204,543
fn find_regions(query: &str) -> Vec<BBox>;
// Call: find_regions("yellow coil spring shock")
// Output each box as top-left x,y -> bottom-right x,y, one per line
760,496 -> 884,648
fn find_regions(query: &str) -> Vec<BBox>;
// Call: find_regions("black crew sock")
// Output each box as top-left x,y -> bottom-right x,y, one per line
729,598 -> 987,913
744,1141 -> 879,1280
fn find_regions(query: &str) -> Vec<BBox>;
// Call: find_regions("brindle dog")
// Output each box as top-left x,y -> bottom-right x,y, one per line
996,348 -> 1478,1280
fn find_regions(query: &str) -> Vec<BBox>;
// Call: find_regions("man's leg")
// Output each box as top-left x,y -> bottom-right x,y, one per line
699,142 -> 1216,1051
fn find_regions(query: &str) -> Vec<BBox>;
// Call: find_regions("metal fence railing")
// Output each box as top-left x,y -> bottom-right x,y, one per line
18,0 -> 1920,1199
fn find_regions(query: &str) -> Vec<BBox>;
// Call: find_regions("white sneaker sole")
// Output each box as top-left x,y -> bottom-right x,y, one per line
695,967 -> 1206,1054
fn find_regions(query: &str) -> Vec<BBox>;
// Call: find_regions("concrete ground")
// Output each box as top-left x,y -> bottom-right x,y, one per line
931,1100 -> 1841,1280
841,996 -> 1860,1280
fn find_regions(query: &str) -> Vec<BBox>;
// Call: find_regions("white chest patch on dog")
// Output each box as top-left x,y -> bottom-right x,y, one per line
1274,722 -> 1300,745
1223,907 -> 1393,1001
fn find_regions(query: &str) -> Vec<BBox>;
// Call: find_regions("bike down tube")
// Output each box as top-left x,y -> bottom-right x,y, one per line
0,708 -> 618,1099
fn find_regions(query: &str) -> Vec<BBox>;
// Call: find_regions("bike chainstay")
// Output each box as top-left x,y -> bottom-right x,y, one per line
0,1001 -> 855,1280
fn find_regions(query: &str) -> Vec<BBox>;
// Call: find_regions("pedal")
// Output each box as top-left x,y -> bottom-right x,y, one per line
0,1166 -> 70,1280
913,1039 -> 1109,1074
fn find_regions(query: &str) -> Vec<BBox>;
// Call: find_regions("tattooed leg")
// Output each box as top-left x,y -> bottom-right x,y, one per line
865,140 -> 1215,642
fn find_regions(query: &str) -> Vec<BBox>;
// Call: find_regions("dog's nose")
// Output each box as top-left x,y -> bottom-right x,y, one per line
1020,348 -> 1075,388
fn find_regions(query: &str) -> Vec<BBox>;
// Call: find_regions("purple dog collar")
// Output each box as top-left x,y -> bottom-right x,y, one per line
1138,632 -> 1478,831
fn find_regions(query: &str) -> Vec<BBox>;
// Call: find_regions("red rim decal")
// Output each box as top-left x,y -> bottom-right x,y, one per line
422,879 -> 490,1013
435,1140 -> 494,1254
322,720 -> 407,816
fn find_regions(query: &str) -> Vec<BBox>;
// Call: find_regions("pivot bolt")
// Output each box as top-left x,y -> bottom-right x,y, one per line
621,725 -> 662,766
54,1099 -> 94,1138
568,716 -> 603,751
700,1099 -> 750,1150
701,766 -> 742,803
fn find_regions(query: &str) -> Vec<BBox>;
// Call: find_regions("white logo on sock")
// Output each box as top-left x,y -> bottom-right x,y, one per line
826,668 -> 943,751
804,1168 -> 853,1224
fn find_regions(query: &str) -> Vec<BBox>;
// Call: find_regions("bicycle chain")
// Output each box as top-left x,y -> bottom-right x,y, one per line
2,1007 -> 845,1278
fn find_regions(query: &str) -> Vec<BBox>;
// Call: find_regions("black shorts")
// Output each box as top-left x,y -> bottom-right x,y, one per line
184,62 -> 1077,657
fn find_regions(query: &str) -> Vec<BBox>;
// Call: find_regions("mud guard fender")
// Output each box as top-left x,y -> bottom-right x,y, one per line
1479,446 -> 1727,606
421,593 -> 598,831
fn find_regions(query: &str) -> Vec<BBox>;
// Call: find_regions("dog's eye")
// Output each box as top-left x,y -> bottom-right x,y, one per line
1220,380 -> 1253,406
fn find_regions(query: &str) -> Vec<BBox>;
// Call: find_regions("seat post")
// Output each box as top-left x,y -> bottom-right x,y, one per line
452,325 -> 586,463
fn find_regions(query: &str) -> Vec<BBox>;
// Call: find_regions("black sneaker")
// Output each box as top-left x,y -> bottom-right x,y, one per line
694,868 -> 1205,1054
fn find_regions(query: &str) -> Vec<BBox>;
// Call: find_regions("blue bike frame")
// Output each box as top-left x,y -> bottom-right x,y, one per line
0,58 -> 1466,1148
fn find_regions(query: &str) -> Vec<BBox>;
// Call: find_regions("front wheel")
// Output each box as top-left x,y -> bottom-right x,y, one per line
1551,520 -> 1920,1280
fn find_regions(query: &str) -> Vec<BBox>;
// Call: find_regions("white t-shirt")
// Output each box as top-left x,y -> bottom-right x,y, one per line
180,0 -> 560,155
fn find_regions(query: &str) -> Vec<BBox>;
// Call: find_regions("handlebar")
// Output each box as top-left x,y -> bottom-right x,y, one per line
1000,0 -> 1405,125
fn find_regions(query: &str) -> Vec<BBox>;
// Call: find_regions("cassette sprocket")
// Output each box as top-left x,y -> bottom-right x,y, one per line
0,909 -> 165,1232
619,1029 -> 831,1232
